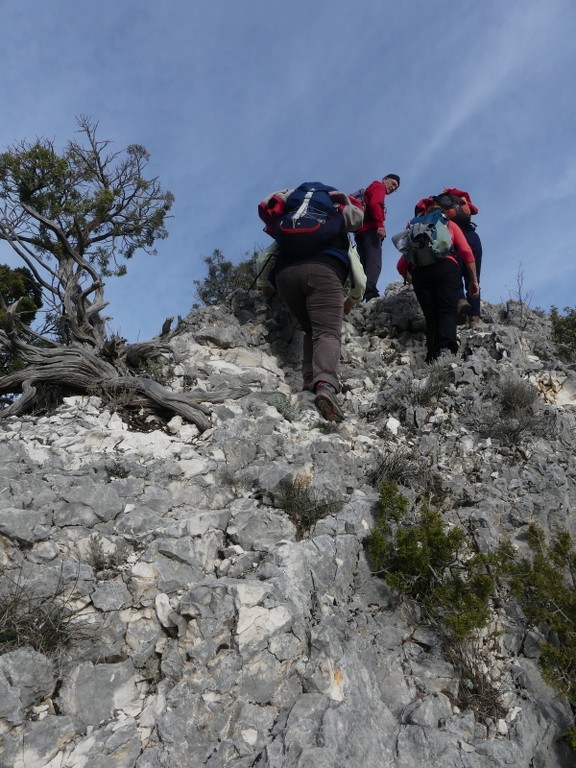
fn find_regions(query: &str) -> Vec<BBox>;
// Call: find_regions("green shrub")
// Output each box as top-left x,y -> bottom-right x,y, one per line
499,523 -> 576,705
376,479 -> 409,523
0,264 -> 43,378
566,727 -> 576,751
365,482 -> 494,640
366,483 -> 576,745
193,249 -> 258,306
551,306 -> 576,362
364,482 -> 506,722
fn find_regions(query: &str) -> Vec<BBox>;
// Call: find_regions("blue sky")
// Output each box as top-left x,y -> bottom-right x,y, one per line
1,0 -> 575,341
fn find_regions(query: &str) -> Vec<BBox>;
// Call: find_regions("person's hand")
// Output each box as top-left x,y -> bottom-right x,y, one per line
377,226 -> 386,240
468,280 -> 480,298
343,298 -> 354,315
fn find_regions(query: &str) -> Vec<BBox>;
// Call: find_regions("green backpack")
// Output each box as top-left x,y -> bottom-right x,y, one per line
394,209 -> 452,267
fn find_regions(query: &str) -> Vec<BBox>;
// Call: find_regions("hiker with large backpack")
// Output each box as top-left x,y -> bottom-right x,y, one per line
257,181 -> 365,423
435,188 -> 483,325
350,174 -> 400,302
392,197 -> 479,363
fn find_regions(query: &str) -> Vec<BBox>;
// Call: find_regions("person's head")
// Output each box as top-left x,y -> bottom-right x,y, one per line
383,174 -> 400,194
414,195 -> 434,216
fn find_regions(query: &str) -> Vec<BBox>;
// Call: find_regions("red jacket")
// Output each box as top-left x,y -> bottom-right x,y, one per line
396,220 -> 474,278
357,180 -> 388,233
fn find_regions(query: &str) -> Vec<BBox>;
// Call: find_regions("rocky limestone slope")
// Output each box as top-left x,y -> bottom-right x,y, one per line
1,283 -> 576,768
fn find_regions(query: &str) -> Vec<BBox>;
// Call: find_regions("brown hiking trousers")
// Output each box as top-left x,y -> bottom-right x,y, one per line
275,262 -> 345,393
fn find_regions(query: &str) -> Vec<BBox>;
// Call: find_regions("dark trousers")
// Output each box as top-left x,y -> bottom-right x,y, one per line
355,229 -> 382,301
275,262 -> 345,392
458,228 -> 482,316
412,259 -> 462,362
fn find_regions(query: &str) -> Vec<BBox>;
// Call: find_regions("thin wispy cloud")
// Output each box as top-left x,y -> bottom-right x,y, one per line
409,3 -> 566,173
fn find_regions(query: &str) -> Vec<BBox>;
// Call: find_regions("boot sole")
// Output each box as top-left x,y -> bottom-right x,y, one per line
314,392 -> 344,423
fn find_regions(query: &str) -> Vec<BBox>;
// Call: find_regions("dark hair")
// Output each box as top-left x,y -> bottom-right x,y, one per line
385,174 -> 400,187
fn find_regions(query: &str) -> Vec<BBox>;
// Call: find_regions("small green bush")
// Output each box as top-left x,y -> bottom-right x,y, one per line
193,249 -> 258,306
365,482 -> 505,721
366,483 -> 576,746
365,482 -> 494,640
498,524 -> 576,706
551,306 -> 576,362
566,726 -> 576,751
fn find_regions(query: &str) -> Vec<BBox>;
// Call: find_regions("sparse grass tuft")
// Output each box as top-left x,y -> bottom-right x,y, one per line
275,475 -> 344,539
270,394 -> 302,422
480,373 -> 543,444
407,359 -> 452,406
0,570 -> 88,657
369,446 -> 443,499
444,637 -> 508,724
87,534 -> 131,577
498,375 -> 538,415
315,419 -> 340,434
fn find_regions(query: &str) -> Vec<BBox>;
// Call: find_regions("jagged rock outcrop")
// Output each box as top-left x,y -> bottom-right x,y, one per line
1,283 -> 576,767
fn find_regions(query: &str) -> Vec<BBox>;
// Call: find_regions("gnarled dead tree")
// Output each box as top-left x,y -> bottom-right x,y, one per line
0,117 -> 244,430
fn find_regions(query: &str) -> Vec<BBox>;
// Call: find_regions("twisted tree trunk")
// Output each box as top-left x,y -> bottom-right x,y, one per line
0,318 -> 248,431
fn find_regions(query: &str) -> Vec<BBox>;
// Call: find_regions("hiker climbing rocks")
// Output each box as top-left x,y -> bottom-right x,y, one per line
257,182 -> 366,422
350,174 -> 400,302
436,188 -> 483,326
393,196 -> 479,362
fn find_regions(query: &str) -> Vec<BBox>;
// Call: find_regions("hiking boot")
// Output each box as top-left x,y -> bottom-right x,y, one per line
302,372 -> 313,392
468,315 -> 481,327
313,384 -> 344,423
457,299 -> 472,325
